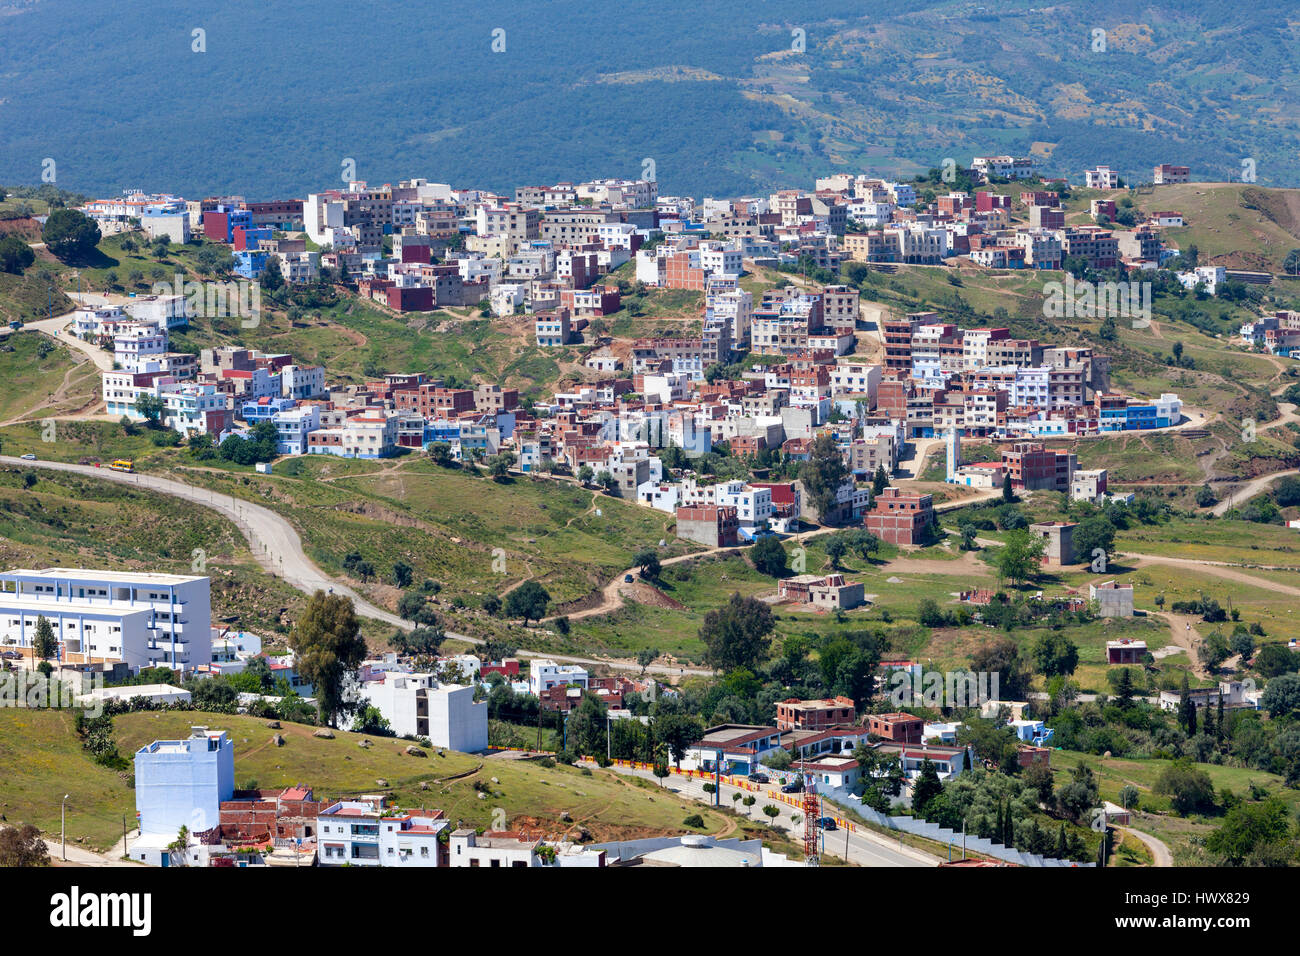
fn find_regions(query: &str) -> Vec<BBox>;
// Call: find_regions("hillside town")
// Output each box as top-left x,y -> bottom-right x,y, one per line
3,149 -> 1300,882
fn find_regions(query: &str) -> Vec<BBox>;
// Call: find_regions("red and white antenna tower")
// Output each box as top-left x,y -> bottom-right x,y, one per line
801,756 -> 820,866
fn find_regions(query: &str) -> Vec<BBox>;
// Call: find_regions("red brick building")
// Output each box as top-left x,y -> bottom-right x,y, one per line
867,712 -> 924,744
865,488 -> 934,545
776,696 -> 856,731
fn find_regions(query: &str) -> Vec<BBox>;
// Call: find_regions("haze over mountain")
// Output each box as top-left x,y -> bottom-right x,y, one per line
2,0 -> 1299,198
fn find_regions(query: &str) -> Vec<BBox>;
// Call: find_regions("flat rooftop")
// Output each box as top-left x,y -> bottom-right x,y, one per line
3,567 -> 206,585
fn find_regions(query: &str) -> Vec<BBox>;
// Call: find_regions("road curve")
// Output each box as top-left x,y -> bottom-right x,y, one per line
1120,824 -> 1173,867
0,455 -> 705,677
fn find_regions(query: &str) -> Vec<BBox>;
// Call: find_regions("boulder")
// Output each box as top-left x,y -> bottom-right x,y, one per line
265,720 -> 281,729
313,729 -> 335,739
405,745 -> 427,758
375,778 -> 389,788
272,734 -> 285,747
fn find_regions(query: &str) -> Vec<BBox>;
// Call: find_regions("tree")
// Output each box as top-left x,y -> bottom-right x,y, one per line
1256,643 -> 1299,678
872,465 -> 890,496
567,693 -> 608,757
31,615 -> 58,663
1206,799 -> 1293,866
1262,673 -> 1300,718
1072,515 -> 1116,563
259,257 -> 284,291
350,703 -> 392,736
1178,675 -> 1198,737
1056,764 -> 1100,823
1155,759 -> 1216,816
133,393 -> 165,425
481,593 -> 502,617
391,560 -> 413,589
636,647 -> 659,676
654,713 -> 703,768
505,580 -> 551,625
391,626 -> 444,658
1286,249 -> 1300,277
1031,632 -> 1079,678
798,432 -> 850,522
1111,667 -> 1137,709
42,208 -> 101,261
0,235 -> 35,274
910,759 -> 943,817
699,592 -> 775,672
824,535 -> 847,569
427,442 -> 455,467
577,464 -> 594,484
970,637 -> 1032,700
0,823 -> 49,867
1001,472 -> 1014,503
1118,784 -> 1140,811
749,536 -> 788,577
288,591 -> 367,727
396,591 -> 437,626
632,549 -> 661,580
994,530 -> 1045,588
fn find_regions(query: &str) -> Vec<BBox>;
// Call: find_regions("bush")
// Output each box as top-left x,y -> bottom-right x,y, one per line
682,814 -> 705,828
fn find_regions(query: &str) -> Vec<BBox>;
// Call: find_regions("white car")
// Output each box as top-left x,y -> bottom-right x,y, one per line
20,453 -> 36,460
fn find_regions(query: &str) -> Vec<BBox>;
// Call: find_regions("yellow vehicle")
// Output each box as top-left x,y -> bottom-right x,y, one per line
106,459 -> 135,473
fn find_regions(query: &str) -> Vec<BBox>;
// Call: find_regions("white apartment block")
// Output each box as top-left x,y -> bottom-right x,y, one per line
113,324 -> 169,371
529,660 -> 589,696
0,568 -> 212,672
308,413 -> 399,459
972,155 -> 1036,181
280,364 -> 326,401
317,797 -> 449,867
1085,165 -> 1120,189
830,361 -> 881,398
363,671 -> 488,751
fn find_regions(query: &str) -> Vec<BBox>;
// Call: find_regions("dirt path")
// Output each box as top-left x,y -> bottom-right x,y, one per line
1155,612 -> 1207,677
1121,824 -> 1173,867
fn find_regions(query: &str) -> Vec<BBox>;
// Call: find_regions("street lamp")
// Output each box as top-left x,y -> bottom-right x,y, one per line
61,794 -> 69,861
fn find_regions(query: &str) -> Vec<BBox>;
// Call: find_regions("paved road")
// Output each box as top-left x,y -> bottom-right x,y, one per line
1,311 -> 113,372
597,762 -> 938,867
42,838 -> 135,868
0,455 -> 708,678
1120,824 -> 1173,867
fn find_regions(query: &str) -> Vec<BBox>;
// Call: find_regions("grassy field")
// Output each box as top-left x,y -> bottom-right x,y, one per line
0,464 -> 348,643
1132,183 -> 1300,273
0,331 -> 99,423
0,709 -> 778,852
136,457 -> 701,615
1051,747 -> 1300,863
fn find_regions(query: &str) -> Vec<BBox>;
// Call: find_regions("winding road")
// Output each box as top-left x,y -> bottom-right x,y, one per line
0,455 -> 708,678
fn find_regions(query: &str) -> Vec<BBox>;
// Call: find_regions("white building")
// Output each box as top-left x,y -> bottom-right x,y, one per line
528,659 -> 589,695
317,796 -> 449,867
363,671 -> 488,752
0,567 -> 212,672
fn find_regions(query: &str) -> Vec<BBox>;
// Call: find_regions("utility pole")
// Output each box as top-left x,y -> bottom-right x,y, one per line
61,794 -> 69,861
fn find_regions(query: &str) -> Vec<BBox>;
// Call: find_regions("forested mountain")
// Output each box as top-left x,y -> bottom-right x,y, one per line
2,0 -> 1298,197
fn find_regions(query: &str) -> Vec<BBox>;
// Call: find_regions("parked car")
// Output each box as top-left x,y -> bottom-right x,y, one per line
748,772 -> 769,784
819,816 -> 838,831
623,574 -> 634,583
781,781 -> 803,794
20,453 -> 36,460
